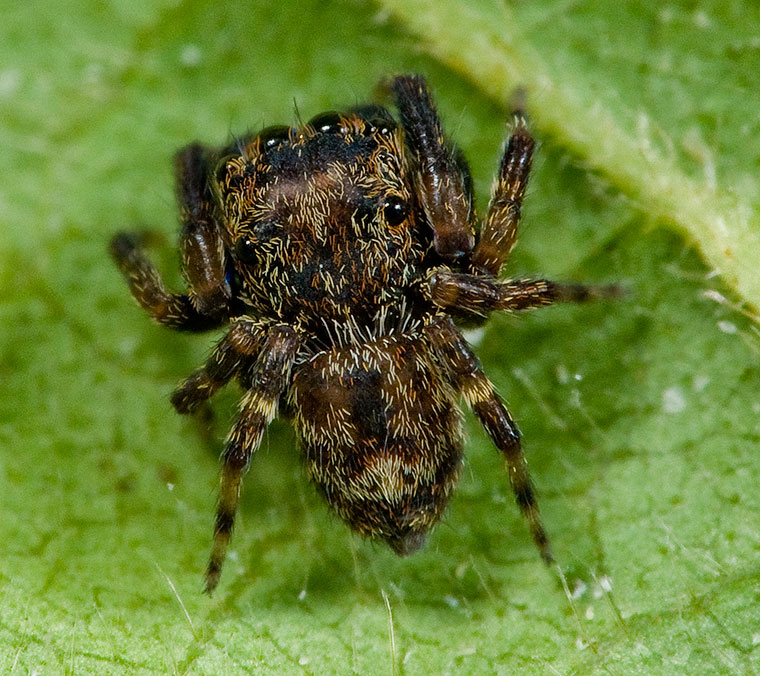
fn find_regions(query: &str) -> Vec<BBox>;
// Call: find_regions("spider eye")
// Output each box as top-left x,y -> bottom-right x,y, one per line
214,155 -> 237,187
308,111 -> 346,135
235,236 -> 257,263
366,116 -> 396,136
257,125 -> 291,150
383,196 -> 409,226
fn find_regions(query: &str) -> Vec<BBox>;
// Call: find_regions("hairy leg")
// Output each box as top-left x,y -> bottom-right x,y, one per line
429,269 -> 622,317
110,142 -> 234,330
205,324 -> 300,594
171,318 -> 268,414
175,143 -> 232,320
471,115 -> 534,277
426,316 -> 552,564
390,74 -> 475,261
110,231 -> 224,331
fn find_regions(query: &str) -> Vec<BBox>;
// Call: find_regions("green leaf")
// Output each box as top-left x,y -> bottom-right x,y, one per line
1,1 -> 758,675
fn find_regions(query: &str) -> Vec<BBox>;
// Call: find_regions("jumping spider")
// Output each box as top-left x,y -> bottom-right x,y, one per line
111,75 -> 616,593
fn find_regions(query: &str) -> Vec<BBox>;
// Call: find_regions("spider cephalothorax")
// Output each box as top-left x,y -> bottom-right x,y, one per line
111,75 -> 616,593
215,112 -> 422,327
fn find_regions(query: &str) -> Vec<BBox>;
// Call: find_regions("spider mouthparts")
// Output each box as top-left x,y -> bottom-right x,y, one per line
435,231 -> 474,262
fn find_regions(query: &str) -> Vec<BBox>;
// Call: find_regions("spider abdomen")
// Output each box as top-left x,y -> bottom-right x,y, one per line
290,332 -> 464,553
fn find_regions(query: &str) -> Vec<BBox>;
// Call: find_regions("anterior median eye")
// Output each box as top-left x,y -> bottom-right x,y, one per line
234,236 -> 257,263
383,195 -> 409,226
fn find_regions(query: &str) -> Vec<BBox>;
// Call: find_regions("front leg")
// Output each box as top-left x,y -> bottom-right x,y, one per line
205,324 -> 300,594
426,316 -> 552,564
390,75 -> 475,261
429,269 -> 621,318
110,143 -> 232,331
110,231 -> 224,332
175,143 -> 231,320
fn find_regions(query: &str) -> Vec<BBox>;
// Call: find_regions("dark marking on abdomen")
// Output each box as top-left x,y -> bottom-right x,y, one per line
349,368 -> 387,440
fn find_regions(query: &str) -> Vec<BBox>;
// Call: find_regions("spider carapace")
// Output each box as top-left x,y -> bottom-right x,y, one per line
111,75 -> 616,593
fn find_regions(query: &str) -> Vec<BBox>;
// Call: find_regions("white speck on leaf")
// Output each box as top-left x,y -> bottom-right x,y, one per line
662,386 -> 686,414
717,320 -> 737,334
180,44 -> 202,67
0,68 -> 21,98
83,62 -> 104,86
693,10 -> 710,28
571,579 -> 587,600
118,336 -> 138,357
592,574 -> 613,598
575,637 -> 589,651
702,289 -> 726,304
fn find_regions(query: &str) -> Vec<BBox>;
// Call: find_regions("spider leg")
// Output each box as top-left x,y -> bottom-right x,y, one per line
110,143 -> 231,331
175,143 -> 231,319
205,324 -> 300,594
170,318 -> 267,414
426,316 -> 552,564
390,74 -> 475,261
429,270 -> 621,317
109,231 -> 223,331
471,115 -> 533,277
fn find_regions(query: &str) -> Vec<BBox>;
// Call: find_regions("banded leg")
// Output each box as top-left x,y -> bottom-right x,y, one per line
170,318 -> 267,414
426,317 -> 552,564
390,74 -> 475,261
175,143 -> 231,320
471,115 -> 534,276
110,231 -> 224,332
205,324 -> 300,594
430,269 -> 621,317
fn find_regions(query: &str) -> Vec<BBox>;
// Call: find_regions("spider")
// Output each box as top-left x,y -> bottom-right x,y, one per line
111,75 -> 616,593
